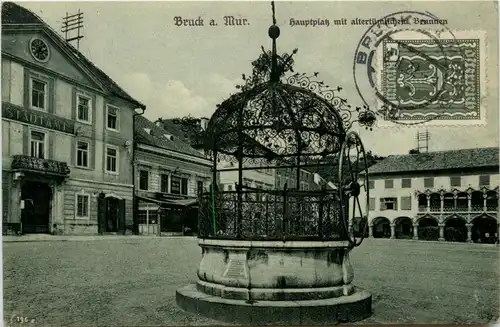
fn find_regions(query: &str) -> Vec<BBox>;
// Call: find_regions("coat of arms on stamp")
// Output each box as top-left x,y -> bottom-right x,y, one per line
382,38 -> 480,121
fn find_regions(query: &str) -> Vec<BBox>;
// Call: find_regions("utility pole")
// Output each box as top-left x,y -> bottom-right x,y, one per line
61,10 -> 84,50
416,130 -> 431,153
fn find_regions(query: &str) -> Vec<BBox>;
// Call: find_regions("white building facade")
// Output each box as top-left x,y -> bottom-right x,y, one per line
355,148 -> 499,243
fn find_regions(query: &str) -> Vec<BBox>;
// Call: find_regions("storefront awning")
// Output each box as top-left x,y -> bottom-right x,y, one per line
136,195 -> 198,208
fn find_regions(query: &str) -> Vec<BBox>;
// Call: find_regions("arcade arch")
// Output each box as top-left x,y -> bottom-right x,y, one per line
443,216 -> 467,242
416,216 -> 439,241
471,215 -> 498,244
394,216 -> 413,239
371,217 -> 390,238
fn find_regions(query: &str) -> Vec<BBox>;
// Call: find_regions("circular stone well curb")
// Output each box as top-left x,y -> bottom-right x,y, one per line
176,284 -> 372,325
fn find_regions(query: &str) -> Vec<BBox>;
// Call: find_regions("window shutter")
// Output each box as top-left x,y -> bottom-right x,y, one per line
379,198 -> 385,211
394,198 -> 398,211
97,194 -> 106,234
23,127 -> 29,155
118,199 -> 126,234
71,138 -> 76,166
23,70 -> 30,108
90,139 -> 96,169
71,88 -> 77,120
48,79 -> 55,114
369,197 -> 376,211
48,131 -> 54,160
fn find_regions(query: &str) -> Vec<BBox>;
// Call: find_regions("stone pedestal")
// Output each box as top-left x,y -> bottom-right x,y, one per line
176,239 -> 372,325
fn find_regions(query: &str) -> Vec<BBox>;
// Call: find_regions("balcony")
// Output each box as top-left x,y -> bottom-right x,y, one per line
418,204 -> 497,214
11,155 -> 70,178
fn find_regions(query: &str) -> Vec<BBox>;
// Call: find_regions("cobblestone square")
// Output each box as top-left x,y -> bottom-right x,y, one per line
3,237 -> 499,326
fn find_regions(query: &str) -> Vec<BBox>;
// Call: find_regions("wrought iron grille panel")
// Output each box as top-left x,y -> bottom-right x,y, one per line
198,188 -> 347,241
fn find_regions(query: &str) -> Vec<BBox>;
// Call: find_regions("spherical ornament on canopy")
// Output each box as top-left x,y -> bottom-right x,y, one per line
268,24 -> 280,39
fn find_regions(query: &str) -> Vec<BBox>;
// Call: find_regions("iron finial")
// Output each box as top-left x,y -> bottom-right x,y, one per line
269,1 -> 280,82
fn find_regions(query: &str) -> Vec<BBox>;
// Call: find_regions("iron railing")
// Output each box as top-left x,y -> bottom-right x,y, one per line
198,188 -> 347,241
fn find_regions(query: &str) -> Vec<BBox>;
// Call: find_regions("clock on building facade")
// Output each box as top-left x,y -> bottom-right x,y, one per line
29,37 -> 50,62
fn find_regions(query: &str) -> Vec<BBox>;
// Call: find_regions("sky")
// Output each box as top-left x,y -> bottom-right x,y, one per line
19,1 -> 499,156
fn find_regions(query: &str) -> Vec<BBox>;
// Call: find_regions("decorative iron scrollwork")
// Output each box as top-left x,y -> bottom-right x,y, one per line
11,155 -> 70,176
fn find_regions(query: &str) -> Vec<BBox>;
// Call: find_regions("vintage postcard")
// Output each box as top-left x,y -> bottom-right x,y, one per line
1,1 -> 498,326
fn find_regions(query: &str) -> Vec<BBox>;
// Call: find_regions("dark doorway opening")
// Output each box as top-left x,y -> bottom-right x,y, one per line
161,208 -> 183,233
98,194 -> 126,234
417,217 -> 439,241
395,217 -> 413,239
21,181 -> 51,234
106,197 -> 119,233
472,216 -> 498,244
444,218 -> 467,242
372,217 -> 390,238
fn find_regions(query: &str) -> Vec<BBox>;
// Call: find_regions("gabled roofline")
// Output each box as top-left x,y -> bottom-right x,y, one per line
2,5 -> 146,109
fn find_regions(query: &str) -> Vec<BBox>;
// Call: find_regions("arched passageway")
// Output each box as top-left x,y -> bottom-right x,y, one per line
456,192 -> 468,211
394,217 -> 413,239
372,217 -> 390,238
352,217 -> 368,238
485,191 -> 498,212
430,193 -> 441,211
444,217 -> 467,242
417,217 -> 439,241
471,191 -> 483,211
471,216 -> 498,244
417,194 -> 427,211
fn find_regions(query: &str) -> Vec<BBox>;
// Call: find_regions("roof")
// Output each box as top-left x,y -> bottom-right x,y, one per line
1,2 -> 145,109
156,119 -> 195,145
135,115 -> 207,159
367,147 -> 499,175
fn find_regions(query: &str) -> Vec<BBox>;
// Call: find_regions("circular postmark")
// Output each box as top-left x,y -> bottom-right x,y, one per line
353,11 -> 461,125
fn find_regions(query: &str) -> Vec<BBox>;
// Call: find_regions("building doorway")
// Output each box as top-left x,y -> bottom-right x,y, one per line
106,197 -> 119,232
97,194 -> 126,234
21,181 -> 52,234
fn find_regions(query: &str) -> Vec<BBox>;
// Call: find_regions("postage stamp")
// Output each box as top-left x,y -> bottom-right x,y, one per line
353,11 -> 487,126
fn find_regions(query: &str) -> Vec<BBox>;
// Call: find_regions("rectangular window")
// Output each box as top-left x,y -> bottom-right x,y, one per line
170,176 -> 181,194
181,178 -> 188,195
160,174 -> 169,193
138,204 -> 159,225
76,141 -> 89,168
401,178 -> 412,188
450,176 -> 461,187
400,196 -> 412,210
105,146 -> 118,173
30,130 -> 45,159
77,94 -> 91,123
31,78 -> 47,110
385,179 -> 394,189
139,170 -> 149,191
424,177 -> 434,188
368,180 -> 375,189
369,197 -> 376,211
479,175 -> 490,186
380,197 -> 398,210
76,194 -> 89,218
197,181 -> 204,195
106,105 -> 120,131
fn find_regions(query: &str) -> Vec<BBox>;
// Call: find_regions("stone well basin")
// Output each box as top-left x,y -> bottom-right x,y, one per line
196,238 -> 356,301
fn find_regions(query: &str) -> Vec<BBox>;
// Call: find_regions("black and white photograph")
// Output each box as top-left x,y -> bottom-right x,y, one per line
1,0 -> 499,326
